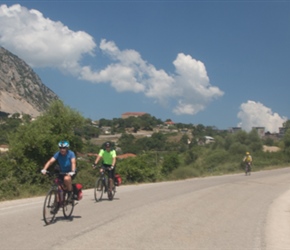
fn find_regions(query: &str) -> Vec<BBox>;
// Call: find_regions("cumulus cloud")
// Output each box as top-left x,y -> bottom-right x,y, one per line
237,100 -> 287,133
172,53 -> 224,115
0,4 -> 224,116
81,40 -> 224,115
0,4 -> 96,73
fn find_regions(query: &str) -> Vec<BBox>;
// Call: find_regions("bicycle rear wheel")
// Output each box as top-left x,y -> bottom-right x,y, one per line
94,178 -> 104,202
63,192 -> 74,218
43,189 -> 58,225
108,191 -> 115,200
108,181 -> 115,201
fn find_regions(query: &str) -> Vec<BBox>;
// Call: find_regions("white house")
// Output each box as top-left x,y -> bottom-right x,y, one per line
204,136 -> 215,144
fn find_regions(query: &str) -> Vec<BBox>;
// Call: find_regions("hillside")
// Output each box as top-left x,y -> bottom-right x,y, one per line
0,47 -> 58,117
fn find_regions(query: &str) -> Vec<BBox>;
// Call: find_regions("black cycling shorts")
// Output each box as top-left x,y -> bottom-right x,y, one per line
102,164 -> 115,179
58,171 -> 77,181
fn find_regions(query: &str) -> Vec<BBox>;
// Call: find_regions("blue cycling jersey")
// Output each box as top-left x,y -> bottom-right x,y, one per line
53,150 -> 75,172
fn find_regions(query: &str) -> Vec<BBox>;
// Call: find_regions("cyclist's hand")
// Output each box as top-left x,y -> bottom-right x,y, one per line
68,171 -> 75,176
110,165 -> 114,170
41,169 -> 47,175
92,163 -> 97,169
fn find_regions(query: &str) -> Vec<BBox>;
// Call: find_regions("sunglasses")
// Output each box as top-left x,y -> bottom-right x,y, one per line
59,147 -> 67,149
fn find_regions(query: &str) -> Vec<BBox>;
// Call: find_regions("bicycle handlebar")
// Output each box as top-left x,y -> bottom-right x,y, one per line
92,164 -> 112,171
45,171 -> 71,177
93,165 -> 104,168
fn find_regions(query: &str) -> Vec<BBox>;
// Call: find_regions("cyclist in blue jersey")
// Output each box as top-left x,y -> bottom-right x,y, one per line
41,140 -> 76,196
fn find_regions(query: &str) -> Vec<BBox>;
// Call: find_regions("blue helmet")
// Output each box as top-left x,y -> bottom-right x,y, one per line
58,140 -> 70,148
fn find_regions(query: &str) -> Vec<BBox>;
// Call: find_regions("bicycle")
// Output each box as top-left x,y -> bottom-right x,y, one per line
93,165 -> 116,202
43,171 -> 75,225
245,162 -> 251,176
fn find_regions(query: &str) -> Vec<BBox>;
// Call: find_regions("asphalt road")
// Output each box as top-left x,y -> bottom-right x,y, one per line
1,168 -> 290,250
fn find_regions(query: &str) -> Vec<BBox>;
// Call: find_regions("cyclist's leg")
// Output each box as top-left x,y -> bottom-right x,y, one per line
102,166 -> 113,194
108,168 -> 115,192
63,175 -> 73,192
55,175 -> 64,203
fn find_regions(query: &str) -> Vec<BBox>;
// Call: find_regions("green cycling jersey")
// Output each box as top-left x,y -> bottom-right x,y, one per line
98,149 -> 116,165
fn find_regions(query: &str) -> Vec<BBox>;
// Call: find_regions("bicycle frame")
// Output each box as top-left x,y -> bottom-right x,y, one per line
50,173 -> 69,201
94,166 -> 115,202
55,178 -> 66,203
43,172 -> 75,225
99,166 -> 113,189
100,170 -> 108,190
245,162 -> 251,176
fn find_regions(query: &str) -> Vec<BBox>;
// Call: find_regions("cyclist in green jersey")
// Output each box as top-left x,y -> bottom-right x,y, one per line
93,141 -> 117,193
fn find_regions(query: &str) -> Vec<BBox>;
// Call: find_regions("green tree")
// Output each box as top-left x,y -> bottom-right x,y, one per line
22,114 -> 32,123
193,124 -> 205,137
162,152 -> 180,175
117,154 -> 161,183
118,133 -> 136,153
282,129 -> 290,161
184,150 -> 198,165
264,137 -> 274,146
283,120 -> 290,129
8,100 -> 85,184
247,129 -> 263,153
180,134 -> 189,145
211,135 -> 225,150
0,116 -> 22,144
132,120 -> 141,133
233,130 -> 248,144
228,142 -> 247,156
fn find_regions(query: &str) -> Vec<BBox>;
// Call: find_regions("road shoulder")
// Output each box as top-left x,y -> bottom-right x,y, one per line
265,188 -> 290,249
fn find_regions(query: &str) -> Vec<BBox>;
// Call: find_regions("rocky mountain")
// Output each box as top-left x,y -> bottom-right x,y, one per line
0,47 -> 58,117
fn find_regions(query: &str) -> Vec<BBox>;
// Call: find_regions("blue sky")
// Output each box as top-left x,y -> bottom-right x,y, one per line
0,1 -> 289,132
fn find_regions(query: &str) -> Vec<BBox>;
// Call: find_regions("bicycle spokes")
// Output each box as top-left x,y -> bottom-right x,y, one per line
63,192 -> 74,218
43,190 -> 58,225
94,178 -> 104,202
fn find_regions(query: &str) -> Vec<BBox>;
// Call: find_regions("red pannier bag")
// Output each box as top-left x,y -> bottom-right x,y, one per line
114,174 -> 122,186
73,183 -> 83,200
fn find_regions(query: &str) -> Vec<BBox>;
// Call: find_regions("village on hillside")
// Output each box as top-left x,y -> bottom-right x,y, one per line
0,111 -> 285,154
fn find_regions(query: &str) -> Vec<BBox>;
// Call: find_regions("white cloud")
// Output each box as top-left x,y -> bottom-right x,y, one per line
0,4 -> 96,73
237,100 -> 287,133
172,53 -> 224,115
81,40 -> 224,115
0,4 -> 224,117
80,64 -> 146,93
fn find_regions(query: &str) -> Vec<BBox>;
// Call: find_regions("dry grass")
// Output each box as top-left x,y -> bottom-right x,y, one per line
263,145 -> 281,152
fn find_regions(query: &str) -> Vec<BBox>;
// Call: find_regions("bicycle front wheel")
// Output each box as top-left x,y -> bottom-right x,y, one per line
43,189 -> 58,225
245,164 -> 249,176
94,178 -> 104,202
63,192 -> 75,218
108,184 -> 115,201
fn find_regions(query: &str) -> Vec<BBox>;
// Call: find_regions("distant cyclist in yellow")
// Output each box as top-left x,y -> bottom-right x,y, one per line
93,141 -> 116,193
243,152 -> 252,175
